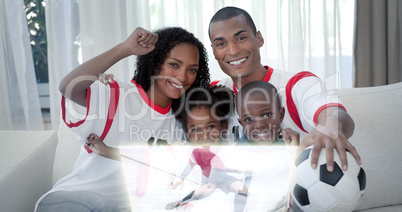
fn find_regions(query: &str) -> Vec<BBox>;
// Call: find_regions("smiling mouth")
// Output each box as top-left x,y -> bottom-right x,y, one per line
252,131 -> 271,140
169,81 -> 184,90
228,57 -> 247,66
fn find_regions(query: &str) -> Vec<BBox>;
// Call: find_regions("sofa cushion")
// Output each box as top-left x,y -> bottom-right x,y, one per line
337,82 -> 402,211
0,130 -> 58,212
356,205 -> 402,212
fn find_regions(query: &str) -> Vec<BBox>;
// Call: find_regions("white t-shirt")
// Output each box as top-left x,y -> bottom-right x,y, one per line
35,79 -> 179,211
210,66 -> 345,142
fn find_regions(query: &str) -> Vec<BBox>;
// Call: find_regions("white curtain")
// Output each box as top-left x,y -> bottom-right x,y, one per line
0,0 -> 43,130
46,0 -> 355,130
45,1 -> 81,130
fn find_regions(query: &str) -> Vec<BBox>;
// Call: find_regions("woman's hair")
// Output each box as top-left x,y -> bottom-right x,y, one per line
176,85 -> 234,131
133,27 -> 210,112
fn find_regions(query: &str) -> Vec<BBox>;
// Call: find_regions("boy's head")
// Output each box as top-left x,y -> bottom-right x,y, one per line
236,81 -> 285,144
177,85 -> 234,145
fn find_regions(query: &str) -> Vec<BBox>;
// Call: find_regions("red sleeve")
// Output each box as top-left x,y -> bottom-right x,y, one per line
61,80 -> 120,154
286,71 -> 346,132
285,71 -> 317,133
313,103 -> 346,126
61,87 -> 91,128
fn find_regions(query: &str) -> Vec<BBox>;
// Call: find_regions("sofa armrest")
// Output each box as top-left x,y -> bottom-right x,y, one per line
0,130 -> 58,212
337,82 -> 402,211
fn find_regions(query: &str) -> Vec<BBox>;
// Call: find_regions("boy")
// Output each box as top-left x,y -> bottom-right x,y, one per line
236,81 -> 299,146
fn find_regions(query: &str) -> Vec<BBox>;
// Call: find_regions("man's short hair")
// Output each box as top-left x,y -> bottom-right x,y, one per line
209,6 -> 257,37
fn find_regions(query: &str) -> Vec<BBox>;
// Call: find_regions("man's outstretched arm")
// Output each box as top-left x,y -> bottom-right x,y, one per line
298,106 -> 362,172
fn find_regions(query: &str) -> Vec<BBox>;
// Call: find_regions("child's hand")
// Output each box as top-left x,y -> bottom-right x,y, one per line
280,128 -> 300,146
123,27 -> 158,56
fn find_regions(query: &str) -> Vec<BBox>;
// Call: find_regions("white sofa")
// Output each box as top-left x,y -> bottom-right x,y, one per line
1,82 -> 401,212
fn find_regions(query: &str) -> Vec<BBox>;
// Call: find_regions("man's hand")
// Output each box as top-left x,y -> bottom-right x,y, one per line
297,107 -> 362,172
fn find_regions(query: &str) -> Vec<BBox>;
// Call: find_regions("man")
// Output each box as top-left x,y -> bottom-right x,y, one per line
208,6 -> 361,172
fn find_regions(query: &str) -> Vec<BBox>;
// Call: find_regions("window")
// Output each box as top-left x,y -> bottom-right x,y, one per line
25,0 -> 48,83
24,0 -> 50,128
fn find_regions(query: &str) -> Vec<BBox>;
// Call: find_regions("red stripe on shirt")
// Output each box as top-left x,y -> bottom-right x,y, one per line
61,87 -> 91,128
100,80 -> 120,140
131,79 -> 171,115
232,66 -> 274,95
263,65 -> 274,82
233,83 -> 238,95
285,71 -> 318,133
313,103 -> 347,126
86,80 -> 120,154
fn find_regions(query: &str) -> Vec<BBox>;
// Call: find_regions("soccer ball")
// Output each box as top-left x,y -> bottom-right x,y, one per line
288,146 -> 366,212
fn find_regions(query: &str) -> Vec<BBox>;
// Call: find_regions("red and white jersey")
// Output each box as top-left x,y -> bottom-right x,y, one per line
36,79 -> 178,212
210,66 -> 345,141
190,148 -> 226,178
62,79 -> 178,146
190,148 -> 216,178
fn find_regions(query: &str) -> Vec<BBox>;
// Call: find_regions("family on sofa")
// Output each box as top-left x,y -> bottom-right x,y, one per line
35,6 -> 364,212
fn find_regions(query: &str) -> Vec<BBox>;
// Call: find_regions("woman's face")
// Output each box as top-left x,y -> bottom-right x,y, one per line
151,43 -> 199,105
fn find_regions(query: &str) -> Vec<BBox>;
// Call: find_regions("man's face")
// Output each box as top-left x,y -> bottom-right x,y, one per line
209,15 -> 264,81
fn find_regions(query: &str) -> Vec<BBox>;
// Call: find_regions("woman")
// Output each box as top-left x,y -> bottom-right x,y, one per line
35,27 -> 210,212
